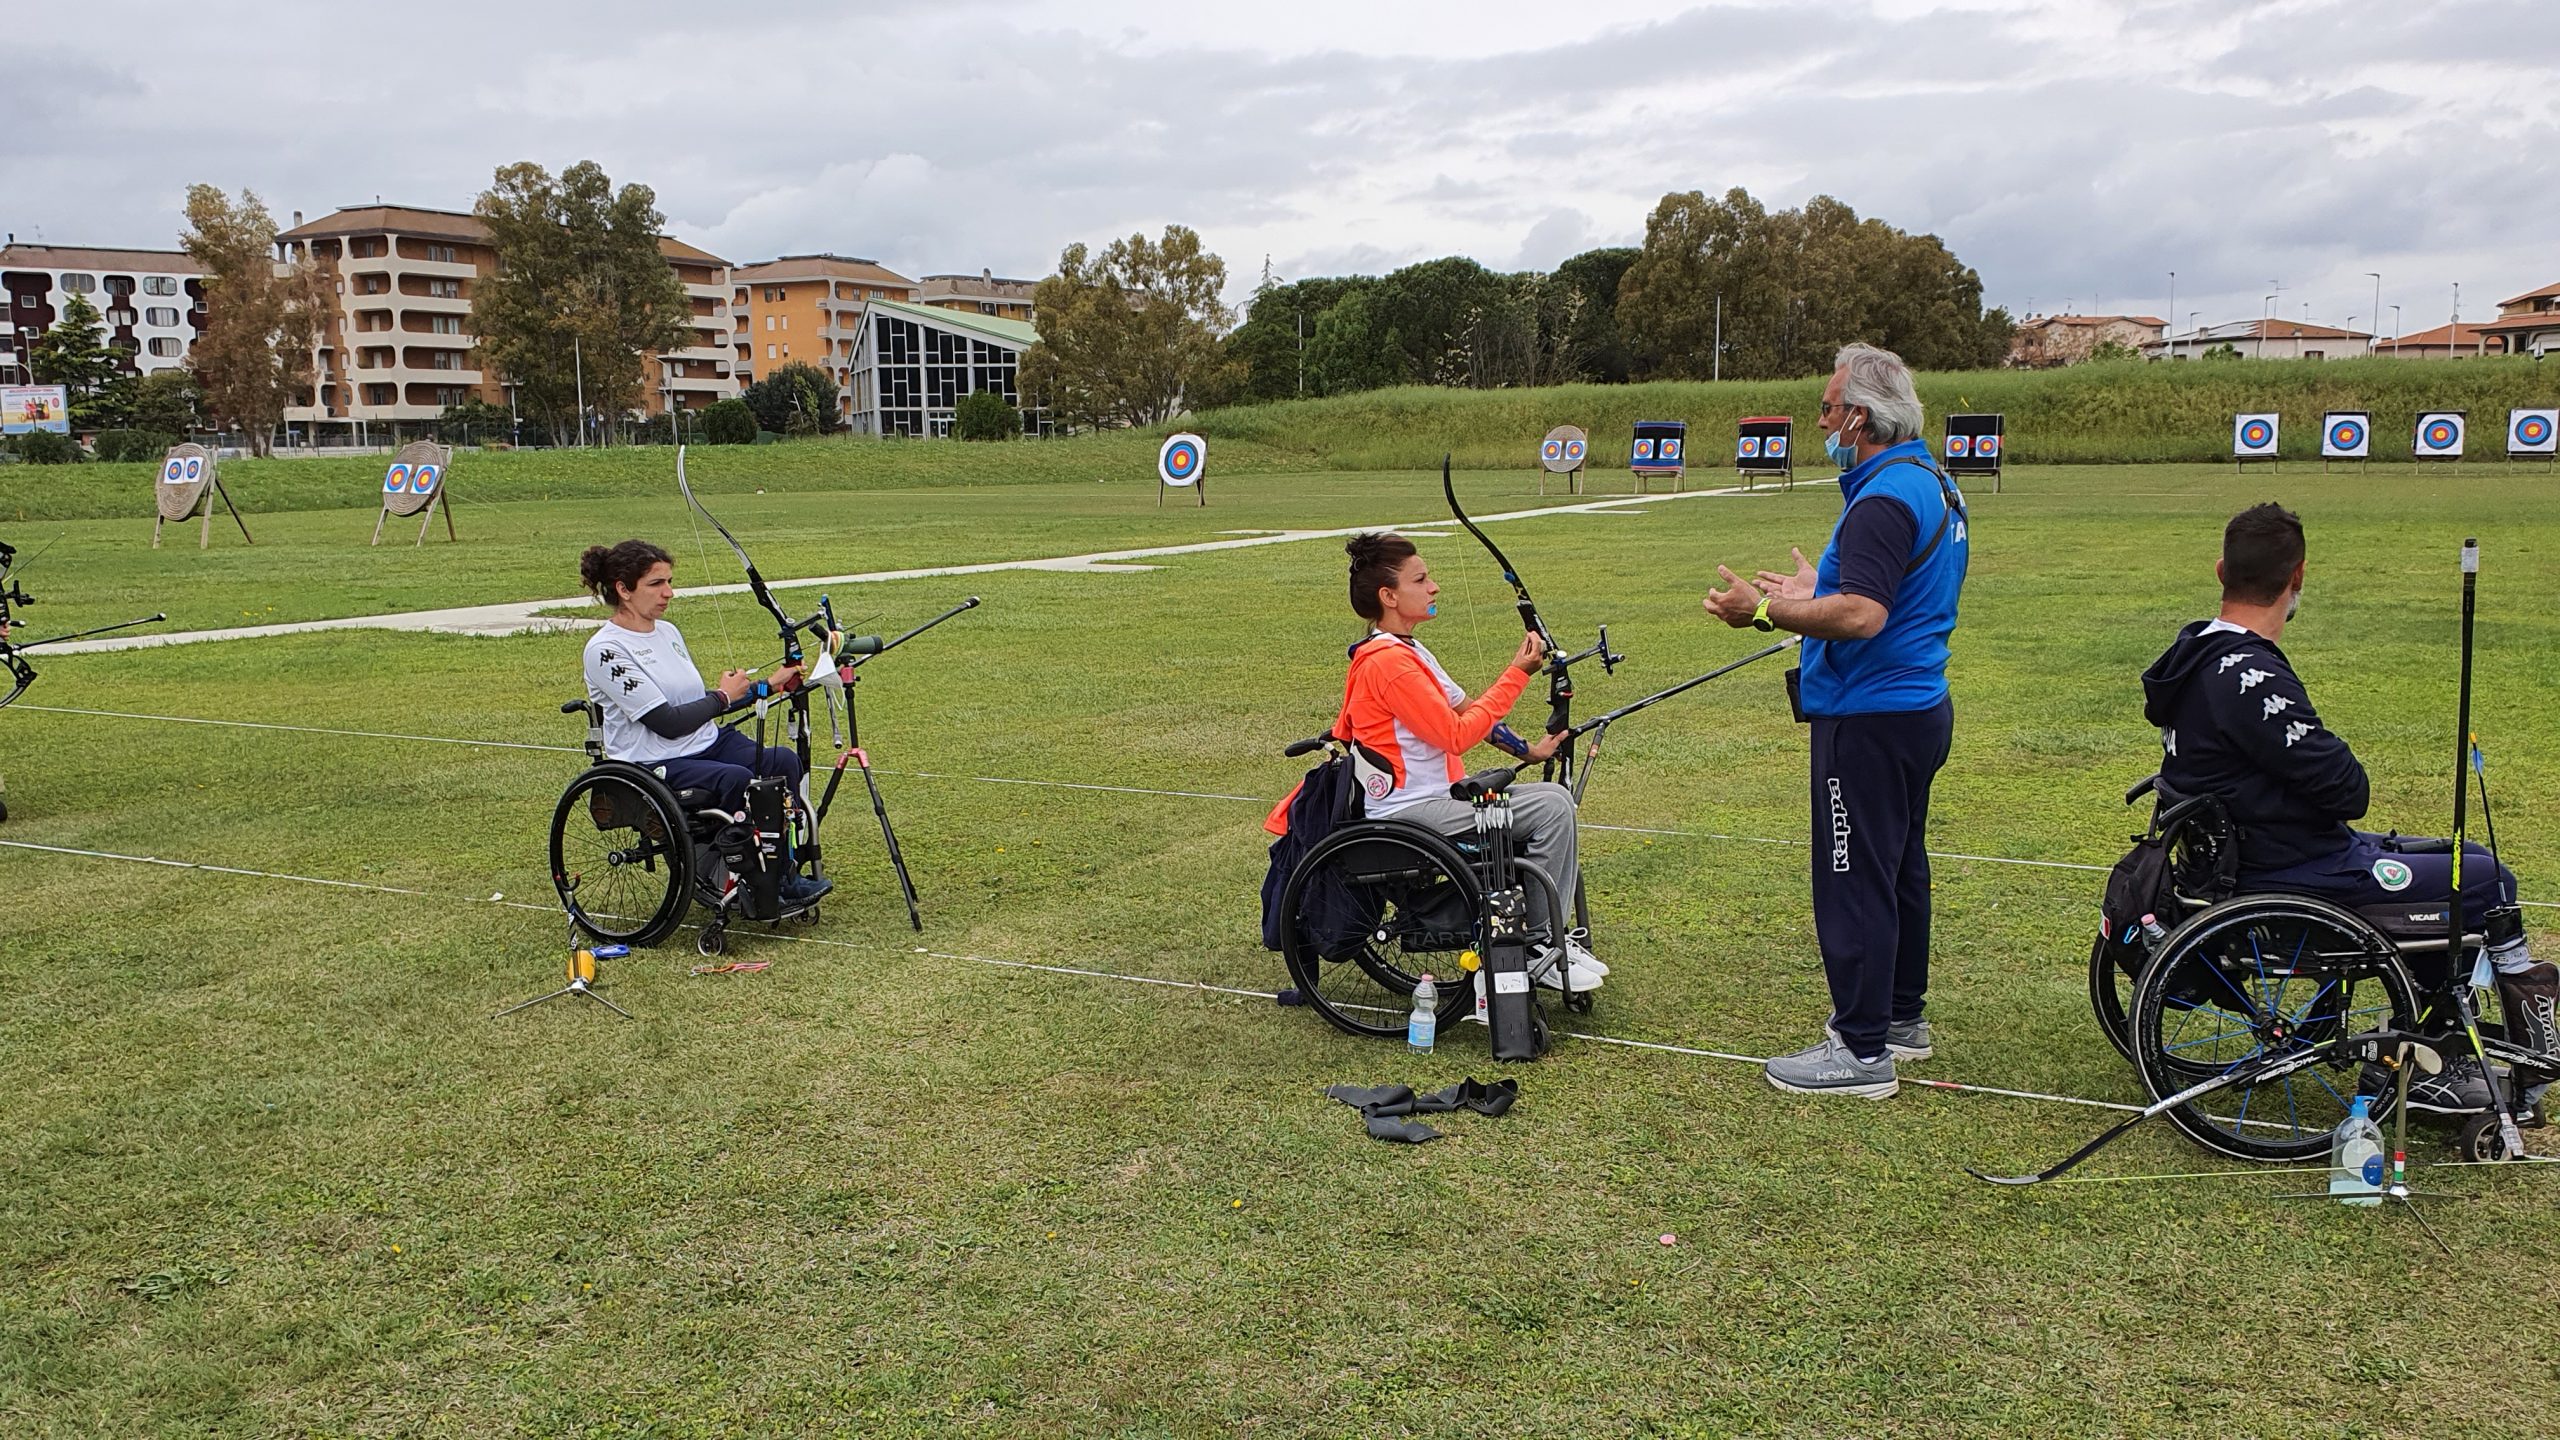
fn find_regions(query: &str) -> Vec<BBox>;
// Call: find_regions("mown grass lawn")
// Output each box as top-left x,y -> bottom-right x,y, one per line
3,454 -> 2557,1438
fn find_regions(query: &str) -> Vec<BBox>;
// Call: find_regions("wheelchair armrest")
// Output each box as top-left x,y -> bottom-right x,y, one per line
1451,765 -> 1521,803
2124,773 -> 2158,807
561,698 -> 592,715
1283,734 -> 1335,758
2385,834 -> 2455,855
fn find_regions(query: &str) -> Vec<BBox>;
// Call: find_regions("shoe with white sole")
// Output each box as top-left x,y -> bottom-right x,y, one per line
1530,946 -> 1605,992
1825,1014 -> 1933,1062
1563,928 -> 1608,977
1764,1035 -> 1899,1099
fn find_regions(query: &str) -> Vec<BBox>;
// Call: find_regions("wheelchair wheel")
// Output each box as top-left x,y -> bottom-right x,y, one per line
1279,822 -> 1484,1041
2129,896 -> 2421,1163
551,765 -> 694,947
2089,933 -> 2136,1061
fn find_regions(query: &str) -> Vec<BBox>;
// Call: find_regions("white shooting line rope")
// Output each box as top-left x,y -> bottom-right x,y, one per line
9,703 -> 2557,910
0,835 -> 2140,1116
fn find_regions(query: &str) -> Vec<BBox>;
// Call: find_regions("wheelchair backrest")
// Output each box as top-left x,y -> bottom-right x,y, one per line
2149,788 -> 2239,908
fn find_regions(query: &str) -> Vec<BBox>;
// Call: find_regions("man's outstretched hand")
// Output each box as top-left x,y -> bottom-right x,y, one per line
1703,566 -> 1763,628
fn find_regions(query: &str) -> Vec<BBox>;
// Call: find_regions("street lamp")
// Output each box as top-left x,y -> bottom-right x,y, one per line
2186,311 -> 2200,362
2366,272 -> 2381,352
2165,271 -> 2175,362
2390,304 -> 2402,356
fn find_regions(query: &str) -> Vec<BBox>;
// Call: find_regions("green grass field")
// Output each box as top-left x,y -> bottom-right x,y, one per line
5,442 -> 2558,1437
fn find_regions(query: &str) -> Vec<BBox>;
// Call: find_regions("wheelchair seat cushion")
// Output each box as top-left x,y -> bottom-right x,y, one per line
2356,902 -> 2456,944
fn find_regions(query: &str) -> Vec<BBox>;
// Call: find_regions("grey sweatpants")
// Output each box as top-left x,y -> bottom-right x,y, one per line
1380,780 -> 1581,940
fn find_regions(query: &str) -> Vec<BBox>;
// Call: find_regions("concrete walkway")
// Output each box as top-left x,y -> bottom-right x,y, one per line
50,485 -> 1758,654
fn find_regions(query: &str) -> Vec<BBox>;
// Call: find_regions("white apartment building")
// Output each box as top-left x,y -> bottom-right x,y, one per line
0,242 -> 207,386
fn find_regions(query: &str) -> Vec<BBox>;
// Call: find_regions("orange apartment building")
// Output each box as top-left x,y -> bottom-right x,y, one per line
918,269 -> 1036,323
728,254 -> 919,422
274,204 -> 736,438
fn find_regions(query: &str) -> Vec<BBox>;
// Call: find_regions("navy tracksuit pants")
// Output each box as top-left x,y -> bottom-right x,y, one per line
1809,700 -> 1954,1061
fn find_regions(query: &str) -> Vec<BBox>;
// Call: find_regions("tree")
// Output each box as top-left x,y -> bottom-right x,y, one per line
26,293 -> 126,430
471,160 -> 693,446
1018,225 -> 1239,430
131,369 -> 203,435
952,388 -> 1018,441
1551,247 -> 1639,383
702,397 -> 757,444
1301,287 -> 1405,397
1223,276 -> 1368,403
740,361 -> 838,437
2088,339 -> 2141,364
182,186 -> 329,456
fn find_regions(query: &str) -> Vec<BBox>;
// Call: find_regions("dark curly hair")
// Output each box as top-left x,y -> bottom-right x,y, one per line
579,539 -> 674,607
1346,532 -> 1419,622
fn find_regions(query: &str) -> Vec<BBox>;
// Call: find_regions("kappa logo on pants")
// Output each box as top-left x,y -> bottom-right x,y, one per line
1828,777 -> 1852,872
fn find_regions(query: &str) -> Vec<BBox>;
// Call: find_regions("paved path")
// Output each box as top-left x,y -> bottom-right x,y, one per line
50,486 -> 1756,654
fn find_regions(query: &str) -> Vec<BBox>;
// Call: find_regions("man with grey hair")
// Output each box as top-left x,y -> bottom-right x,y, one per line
1703,342 -> 1969,1098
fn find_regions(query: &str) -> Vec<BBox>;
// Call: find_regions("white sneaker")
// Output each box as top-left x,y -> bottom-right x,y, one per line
1531,947 -> 1605,992
1564,928 -> 1609,978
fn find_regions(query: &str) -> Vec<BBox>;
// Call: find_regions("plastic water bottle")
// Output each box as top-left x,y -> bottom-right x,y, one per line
2139,913 -> 2171,951
2328,1096 -> 2385,1207
1408,975 -> 1438,1053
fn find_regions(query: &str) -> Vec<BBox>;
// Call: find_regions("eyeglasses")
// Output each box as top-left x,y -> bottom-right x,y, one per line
1818,400 -> 1857,417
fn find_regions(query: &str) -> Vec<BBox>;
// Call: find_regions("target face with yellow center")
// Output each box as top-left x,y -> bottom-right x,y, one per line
2415,412 -> 2465,457
381,441 -> 451,516
2321,412 -> 2370,458
2234,414 -> 2278,456
155,442 -> 216,521
1157,433 -> 1205,487
1537,424 -> 1589,474
2510,408 -> 2558,455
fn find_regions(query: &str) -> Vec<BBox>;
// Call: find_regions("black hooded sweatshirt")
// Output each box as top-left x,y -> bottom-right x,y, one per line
2139,619 -> 2369,870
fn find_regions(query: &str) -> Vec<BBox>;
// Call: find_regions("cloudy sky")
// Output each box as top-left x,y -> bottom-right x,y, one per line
7,0 -> 2554,336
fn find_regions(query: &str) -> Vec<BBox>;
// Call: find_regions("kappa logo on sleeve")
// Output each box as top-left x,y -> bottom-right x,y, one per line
2261,694 -> 2293,720
2216,652 -> 2254,673
2283,720 -> 2316,747
621,678 -> 641,694
1828,778 -> 1852,872
2237,668 -> 2270,692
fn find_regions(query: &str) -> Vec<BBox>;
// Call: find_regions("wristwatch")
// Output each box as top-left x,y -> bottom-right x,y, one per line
1751,595 -> 1777,633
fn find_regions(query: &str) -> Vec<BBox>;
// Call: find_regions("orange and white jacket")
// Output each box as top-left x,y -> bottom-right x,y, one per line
1267,632 -> 1528,834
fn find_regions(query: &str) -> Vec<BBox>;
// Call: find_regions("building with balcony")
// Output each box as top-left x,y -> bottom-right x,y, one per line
2475,281 -> 2560,359
843,298 -> 1045,438
0,242 -> 206,387
919,269 -> 1037,323
276,204 -> 736,440
728,255 -> 919,418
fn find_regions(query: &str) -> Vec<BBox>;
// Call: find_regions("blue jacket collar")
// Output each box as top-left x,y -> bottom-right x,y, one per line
1837,438 -> 1933,499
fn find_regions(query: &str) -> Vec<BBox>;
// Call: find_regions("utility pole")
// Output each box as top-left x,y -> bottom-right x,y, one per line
574,334 -> 586,448
2390,305 -> 2401,356
2165,272 -> 2174,360
2366,272 -> 2381,353
1712,293 -> 1723,382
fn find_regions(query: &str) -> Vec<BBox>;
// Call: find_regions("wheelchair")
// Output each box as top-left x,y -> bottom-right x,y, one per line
2089,774 -> 2556,1165
1270,734 -> 1589,1053
548,698 -> 826,957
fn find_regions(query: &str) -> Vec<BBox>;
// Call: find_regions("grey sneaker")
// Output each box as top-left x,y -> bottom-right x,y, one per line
1764,1036 -> 1898,1099
1826,1014 -> 1933,1061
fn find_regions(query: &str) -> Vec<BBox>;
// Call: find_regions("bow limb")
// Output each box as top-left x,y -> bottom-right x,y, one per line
1442,457 -> 1571,738
0,649 -> 30,711
676,446 -> 802,664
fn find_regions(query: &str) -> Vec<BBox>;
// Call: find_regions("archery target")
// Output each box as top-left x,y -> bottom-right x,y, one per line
1157,432 -> 1205,487
1538,424 -> 1588,475
382,440 -> 450,517
2415,412 -> 2465,457
2510,408 -> 2558,455
1633,438 -> 1656,462
2234,414 -> 2278,457
154,442 -> 215,522
1945,435 -> 1971,459
2321,412 -> 2370,459
1660,437 -> 1682,463
1767,435 -> 1787,459
1977,434 -> 2000,458
1737,437 -> 1761,459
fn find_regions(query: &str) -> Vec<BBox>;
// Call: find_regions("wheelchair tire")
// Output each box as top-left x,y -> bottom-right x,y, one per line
2129,895 -> 2421,1164
2089,933 -> 2136,1061
1279,822 -> 1484,1041
551,764 -> 694,948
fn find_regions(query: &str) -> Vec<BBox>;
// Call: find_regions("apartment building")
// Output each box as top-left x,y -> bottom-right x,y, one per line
728,254 -> 919,419
0,242 -> 207,386
275,205 -> 737,438
2477,281 -> 2560,358
919,269 -> 1036,323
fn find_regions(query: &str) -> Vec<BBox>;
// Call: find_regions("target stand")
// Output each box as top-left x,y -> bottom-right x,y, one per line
2232,413 -> 2280,470
1735,417 -> 1792,491
152,443 -> 251,550
1630,419 -> 1688,493
2412,411 -> 2467,471
2320,411 -> 2372,472
1538,424 -> 1589,496
372,440 -> 458,545
1157,432 -> 1206,507
2507,408 -> 2557,465
1943,414 -> 2005,493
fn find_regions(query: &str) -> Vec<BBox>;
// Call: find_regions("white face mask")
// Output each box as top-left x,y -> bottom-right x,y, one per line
2283,587 -> 2301,622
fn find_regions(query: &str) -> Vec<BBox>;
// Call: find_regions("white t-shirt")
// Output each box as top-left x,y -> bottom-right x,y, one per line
583,619 -> 718,765
1364,634 -> 1468,819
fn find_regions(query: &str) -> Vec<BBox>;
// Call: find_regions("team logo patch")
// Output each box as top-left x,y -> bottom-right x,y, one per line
1364,772 -> 1394,801
2372,858 -> 2413,892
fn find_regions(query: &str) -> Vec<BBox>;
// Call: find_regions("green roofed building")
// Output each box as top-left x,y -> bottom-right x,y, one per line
845,297 -> 1048,438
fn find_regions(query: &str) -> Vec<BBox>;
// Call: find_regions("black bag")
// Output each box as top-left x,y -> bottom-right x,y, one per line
1261,746 -> 1380,953
2096,835 -> 2175,981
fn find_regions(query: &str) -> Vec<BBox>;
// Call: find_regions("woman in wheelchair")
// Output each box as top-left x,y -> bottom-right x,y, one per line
1331,533 -> 1605,991
577,539 -> 825,905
